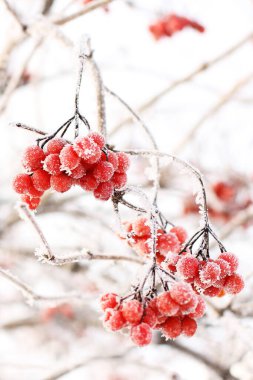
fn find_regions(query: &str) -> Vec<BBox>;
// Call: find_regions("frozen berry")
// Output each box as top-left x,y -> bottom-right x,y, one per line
161,316 -> 182,339
157,232 -> 180,254
199,262 -> 221,286
101,151 -> 119,171
180,294 -> 198,314
88,132 -> 105,148
203,286 -> 221,297
111,172 -> 127,189
60,144 -> 81,171
156,292 -> 180,316
46,138 -> 66,154
94,181 -> 114,201
132,218 -> 150,237
100,293 -> 118,311
74,136 -> 101,164
51,174 -> 73,192
224,274 -> 244,294
44,154 -> 61,175
218,252 -> 239,274
181,316 -> 197,337
215,258 -> 231,278
79,173 -> 99,191
13,173 -> 33,194
93,161 -> 114,182
21,194 -> 41,210
170,226 -> 187,244
22,145 -> 45,172
176,256 -> 199,279
104,309 -> 126,331
142,306 -> 157,328
130,322 -> 152,346
116,152 -> 130,173
164,253 -> 180,272
70,162 -> 86,179
188,297 -> 206,319
121,300 -> 143,324
32,169 -> 51,191
170,282 -> 194,305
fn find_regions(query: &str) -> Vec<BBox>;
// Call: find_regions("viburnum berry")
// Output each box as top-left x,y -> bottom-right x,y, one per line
100,293 -> 119,311
104,309 -> 126,331
142,306 -> 157,328
163,253 -> 180,272
170,226 -> 187,244
133,237 -> 151,256
224,274 -> 244,294
181,316 -> 197,337
194,273 -> 210,291
116,152 -> 130,173
176,255 -> 199,279
94,181 -> 114,201
130,322 -> 152,346
156,292 -> 180,316
170,282 -> 194,305
60,144 -> 81,171
213,182 -> 235,203
111,172 -> 127,189
74,136 -> 101,163
101,151 -> 119,171
27,184 -> 44,197
188,297 -> 206,319
203,286 -> 221,297
215,258 -> 231,278
46,138 -> 66,154
121,300 -> 143,324
79,173 -> 99,191
21,194 -> 41,210
88,132 -> 105,148
218,252 -> 239,274
50,173 -> 73,192
161,316 -> 182,339
199,262 -> 221,286
180,294 -> 198,314
13,173 -> 33,194
22,145 -> 45,172
157,232 -> 180,254
44,154 -> 61,175
93,161 -> 114,182
32,169 -> 51,191
132,218 -> 150,237
70,162 -> 86,179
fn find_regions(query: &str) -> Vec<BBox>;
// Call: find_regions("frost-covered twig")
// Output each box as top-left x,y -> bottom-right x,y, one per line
10,122 -> 47,136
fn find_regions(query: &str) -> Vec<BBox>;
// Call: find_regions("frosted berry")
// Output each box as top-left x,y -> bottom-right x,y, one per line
27,184 -> 44,197
101,151 -> 119,171
176,255 -> 199,279
74,136 -> 101,163
32,169 -> 51,191
22,145 -> 45,172
170,226 -> 187,244
44,154 -> 61,175
93,161 -> 114,182
104,309 -> 126,331
164,253 -> 180,272
79,173 -> 99,191
100,293 -> 118,311
213,182 -> 235,202
157,232 -> 180,254
132,218 -> 150,237
188,297 -> 206,319
60,144 -> 81,171
116,152 -> 130,173
161,316 -> 182,339
199,262 -> 221,286
88,132 -> 105,148
170,282 -> 194,305
156,292 -> 180,316
111,172 -> 127,189
70,162 -> 86,179
94,181 -> 114,201
215,258 -> 231,278
130,323 -> 152,346
181,316 -> 197,337
46,138 -> 66,154
121,300 -> 143,324
218,252 -> 239,274
13,173 -> 33,194
51,174 -> 73,192
142,306 -> 157,328
203,286 -> 221,297
21,194 -> 41,210
224,274 -> 244,294
180,294 -> 198,314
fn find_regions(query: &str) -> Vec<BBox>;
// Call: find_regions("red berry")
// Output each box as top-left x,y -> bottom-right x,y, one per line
21,194 -> 41,210
70,162 -> 86,179
101,151 -> 119,171
170,282 -> 194,305
203,286 -> 221,297
111,172 -> 127,189
132,218 -> 150,237
199,262 -> 221,286
130,323 -> 152,346
22,145 -> 45,172
170,226 -> 187,244
161,316 -> 182,339
100,293 -> 118,311
27,184 -> 44,197
213,182 -> 235,202
74,137 -> 101,163
133,237 -> 151,256
156,292 -> 180,316
121,300 -> 143,324
157,232 -> 180,254
32,169 -> 51,191
51,174 -> 73,192
104,309 -> 126,331
142,306 -> 157,328
60,144 -> 81,171
214,258 -> 231,278
44,154 -> 61,175
180,294 -> 198,314
163,253 -> 180,272
181,316 -> 197,337
188,297 -> 206,319
88,132 -> 105,148
176,255 -> 199,279
218,252 -> 239,274
93,161 -> 114,182
94,181 -> 114,201
224,274 -> 244,294
79,173 -> 99,191
116,152 -> 130,173
13,173 -> 33,194
46,138 -> 66,154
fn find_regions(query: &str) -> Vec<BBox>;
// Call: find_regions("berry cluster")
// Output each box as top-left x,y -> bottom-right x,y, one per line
163,251 -> 244,297
149,14 -> 205,40
121,217 -> 187,263
13,132 -> 130,209
100,282 -> 205,346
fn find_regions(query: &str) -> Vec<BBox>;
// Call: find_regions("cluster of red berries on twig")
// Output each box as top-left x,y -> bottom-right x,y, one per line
13,132 -> 130,210
149,14 -> 205,40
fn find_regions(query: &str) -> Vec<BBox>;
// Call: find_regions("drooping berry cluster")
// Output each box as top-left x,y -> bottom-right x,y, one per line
121,217 -> 187,263
149,14 -> 205,40
100,282 -> 205,346
13,132 -> 130,209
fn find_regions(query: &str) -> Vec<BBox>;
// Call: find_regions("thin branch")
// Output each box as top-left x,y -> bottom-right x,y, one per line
10,122 -> 47,136
110,31 -> 253,136
3,0 -> 26,31
173,72 -> 253,154
42,0 -> 55,15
